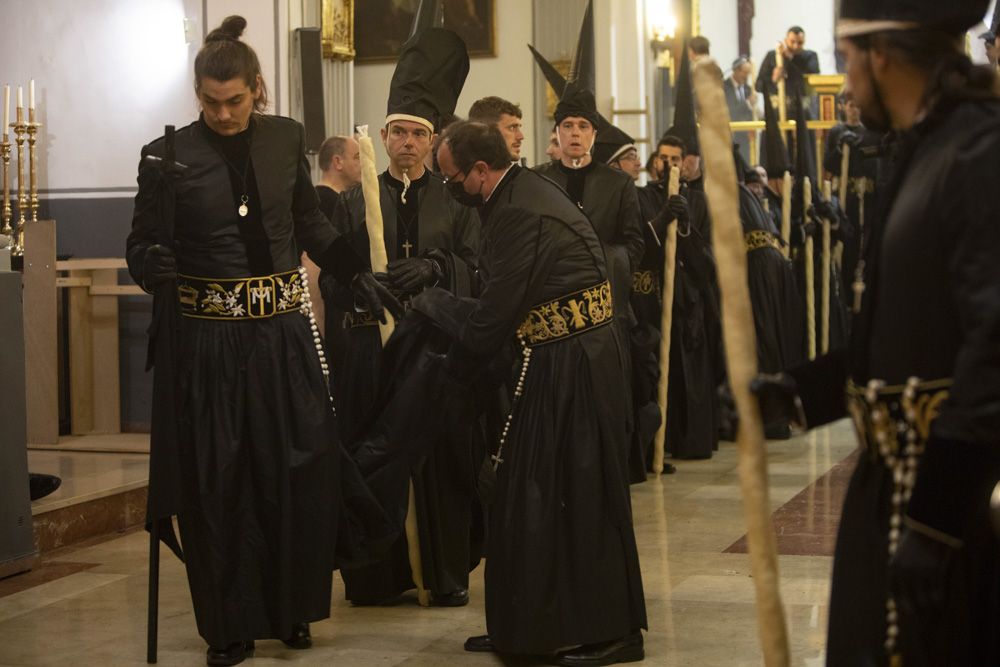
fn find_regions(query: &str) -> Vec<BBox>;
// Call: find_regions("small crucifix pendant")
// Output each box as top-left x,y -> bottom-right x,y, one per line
491,453 -> 504,470
402,239 -> 413,258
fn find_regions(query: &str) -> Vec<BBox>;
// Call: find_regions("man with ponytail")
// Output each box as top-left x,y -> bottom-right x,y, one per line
754,1 -> 1000,664
126,16 -> 401,666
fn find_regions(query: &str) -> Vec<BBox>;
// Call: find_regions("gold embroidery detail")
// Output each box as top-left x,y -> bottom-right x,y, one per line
178,269 -> 305,320
517,280 -> 614,347
744,230 -> 782,253
632,270 -> 657,295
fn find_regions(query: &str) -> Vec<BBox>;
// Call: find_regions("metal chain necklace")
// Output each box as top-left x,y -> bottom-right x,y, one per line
206,130 -> 253,218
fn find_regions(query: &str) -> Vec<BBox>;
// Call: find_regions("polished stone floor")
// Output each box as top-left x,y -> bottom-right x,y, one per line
0,420 -> 857,666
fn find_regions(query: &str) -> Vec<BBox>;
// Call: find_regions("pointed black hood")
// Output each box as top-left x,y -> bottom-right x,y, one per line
593,121 -> 636,164
528,43 -> 567,98
568,0 -> 596,94
386,28 -> 469,132
408,0 -> 444,39
792,91 -> 820,214
665,42 -> 699,155
762,89 -> 789,178
554,80 -> 599,125
838,0 -> 989,37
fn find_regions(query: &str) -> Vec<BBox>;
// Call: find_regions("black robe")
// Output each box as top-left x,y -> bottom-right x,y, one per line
636,180 -> 722,460
322,169 -> 481,603
787,98 -> 1000,666
415,166 -> 646,653
126,115 -> 363,647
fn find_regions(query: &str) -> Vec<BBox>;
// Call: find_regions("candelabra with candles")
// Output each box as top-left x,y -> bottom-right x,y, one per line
2,81 -> 41,257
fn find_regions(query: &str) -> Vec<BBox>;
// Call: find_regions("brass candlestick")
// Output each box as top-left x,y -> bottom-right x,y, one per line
27,109 -> 40,223
11,109 -> 27,256
1,134 -> 10,246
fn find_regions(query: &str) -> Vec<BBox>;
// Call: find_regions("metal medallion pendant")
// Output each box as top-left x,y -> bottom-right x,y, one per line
238,194 -> 249,217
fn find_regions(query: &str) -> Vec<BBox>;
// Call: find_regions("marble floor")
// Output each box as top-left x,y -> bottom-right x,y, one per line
0,420 -> 857,666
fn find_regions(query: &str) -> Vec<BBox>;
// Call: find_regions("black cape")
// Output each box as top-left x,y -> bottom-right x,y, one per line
788,98 -> 1000,665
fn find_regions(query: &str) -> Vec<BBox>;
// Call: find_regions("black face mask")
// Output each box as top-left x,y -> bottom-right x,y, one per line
446,174 -> 485,208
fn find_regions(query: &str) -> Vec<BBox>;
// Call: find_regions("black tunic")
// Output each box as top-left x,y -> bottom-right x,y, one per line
788,99 -> 1000,665
322,169 -> 481,603
432,166 -> 647,653
636,181 -> 721,460
126,115 -> 357,647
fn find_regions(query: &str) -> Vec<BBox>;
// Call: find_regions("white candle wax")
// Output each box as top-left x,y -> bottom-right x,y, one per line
17,86 -> 23,110
29,80 -> 34,110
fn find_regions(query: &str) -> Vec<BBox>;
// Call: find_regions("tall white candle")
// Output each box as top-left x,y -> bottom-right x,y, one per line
17,86 -> 23,110
29,80 -> 34,110
3,85 -> 9,129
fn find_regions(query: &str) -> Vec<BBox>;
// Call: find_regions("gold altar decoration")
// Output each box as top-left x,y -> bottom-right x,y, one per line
322,0 -> 356,60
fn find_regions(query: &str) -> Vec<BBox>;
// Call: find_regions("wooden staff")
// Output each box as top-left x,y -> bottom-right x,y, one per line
780,172 -> 792,258
357,125 -> 429,607
838,144 -> 850,206
652,166 -> 681,476
803,177 -> 816,360
821,180 -> 832,354
775,43 -> 787,127
692,58 -> 790,667
749,60 -> 760,165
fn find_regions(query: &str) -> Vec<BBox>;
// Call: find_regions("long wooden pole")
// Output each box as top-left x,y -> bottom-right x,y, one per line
803,177 -> 816,360
780,172 -> 792,258
775,44 -> 787,128
357,125 -> 429,607
692,58 -> 790,667
652,166 -> 681,476
821,180 -> 832,355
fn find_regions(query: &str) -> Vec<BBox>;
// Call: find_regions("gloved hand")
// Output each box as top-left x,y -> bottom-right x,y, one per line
749,372 -> 806,431
667,194 -> 689,224
351,271 -> 404,324
387,257 -> 440,293
890,527 -> 958,621
142,244 -> 177,290
839,129 -> 861,149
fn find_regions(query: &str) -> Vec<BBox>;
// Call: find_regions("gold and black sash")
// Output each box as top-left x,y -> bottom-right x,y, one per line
343,310 -> 380,329
846,377 -> 952,461
632,270 -> 659,296
744,229 -> 782,253
177,269 -> 305,320
517,280 -> 614,347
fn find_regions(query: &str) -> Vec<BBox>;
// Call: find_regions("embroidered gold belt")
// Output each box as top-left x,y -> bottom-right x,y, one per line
343,310 -> 380,329
517,280 -> 614,347
177,269 -> 306,320
846,377 -> 952,462
632,270 -> 659,296
744,230 -> 782,253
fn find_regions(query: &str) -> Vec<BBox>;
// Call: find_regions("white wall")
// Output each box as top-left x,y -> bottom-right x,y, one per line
1,0 -> 202,196
698,0 -> 739,73
353,0 -> 536,172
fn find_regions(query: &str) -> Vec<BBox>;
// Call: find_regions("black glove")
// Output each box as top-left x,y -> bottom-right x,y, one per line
749,373 -> 806,431
889,527 -> 958,624
839,129 -> 861,149
387,257 -> 440,293
142,244 -> 177,290
667,194 -> 689,224
351,271 -> 404,324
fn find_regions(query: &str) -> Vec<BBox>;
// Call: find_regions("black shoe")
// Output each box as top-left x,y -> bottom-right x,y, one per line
206,640 -> 254,666
464,634 -> 495,652
282,622 -> 312,649
28,473 -> 61,501
662,463 -> 677,475
432,588 -> 469,607
551,632 -> 644,666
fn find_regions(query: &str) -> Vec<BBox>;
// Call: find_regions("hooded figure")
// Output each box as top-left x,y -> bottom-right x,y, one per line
322,23 -> 484,608
762,1 -> 1000,663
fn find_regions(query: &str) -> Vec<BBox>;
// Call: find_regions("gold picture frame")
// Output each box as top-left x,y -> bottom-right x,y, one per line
322,0 -> 356,61
354,0 -> 496,64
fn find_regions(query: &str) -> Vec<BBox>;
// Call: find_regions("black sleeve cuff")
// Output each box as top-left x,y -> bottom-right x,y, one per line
312,235 -> 367,287
905,436 -> 1000,541
786,349 -> 849,429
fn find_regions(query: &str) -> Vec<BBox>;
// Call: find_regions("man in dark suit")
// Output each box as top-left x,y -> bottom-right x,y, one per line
725,57 -> 758,162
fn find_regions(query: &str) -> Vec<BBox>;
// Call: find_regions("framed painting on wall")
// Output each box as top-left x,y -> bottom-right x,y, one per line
322,0 -> 356,60
354,0 -> 496,63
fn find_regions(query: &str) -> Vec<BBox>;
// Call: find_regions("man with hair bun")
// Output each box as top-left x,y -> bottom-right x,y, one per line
433,120 -> 647,665
127,15 -> 401,666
